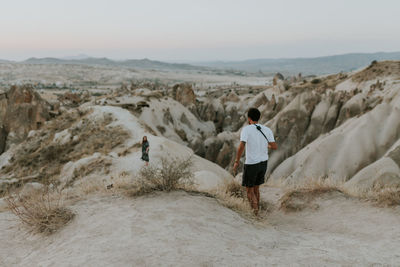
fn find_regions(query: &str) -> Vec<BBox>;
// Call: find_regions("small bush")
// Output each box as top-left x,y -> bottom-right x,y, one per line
311,78 -> 321,84
6,187 -> 74,234
119,157 -> 194,197
91,92 -> 104,97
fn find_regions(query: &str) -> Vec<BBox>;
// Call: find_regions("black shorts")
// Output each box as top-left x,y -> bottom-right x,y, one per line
242,160 -> 268,187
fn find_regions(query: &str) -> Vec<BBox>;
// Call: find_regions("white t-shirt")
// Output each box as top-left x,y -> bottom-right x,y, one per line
240,124 -> 275,165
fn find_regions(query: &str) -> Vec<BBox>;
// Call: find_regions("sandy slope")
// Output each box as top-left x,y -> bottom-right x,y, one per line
1,188 -> 399,266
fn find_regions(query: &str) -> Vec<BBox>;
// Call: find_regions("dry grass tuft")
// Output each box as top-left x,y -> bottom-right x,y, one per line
213,190 -> 253,218
195,180 -> 270,219
224,180 -> 246,199
117,157 -> 194,197
367,187 -> 400,207
279,180 -> 342,212
6,187 -> 74,234
209,180 -> 253,218
277,178 -> 400,210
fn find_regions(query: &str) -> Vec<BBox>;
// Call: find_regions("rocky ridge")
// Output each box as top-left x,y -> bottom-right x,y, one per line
0,61 -> 399,194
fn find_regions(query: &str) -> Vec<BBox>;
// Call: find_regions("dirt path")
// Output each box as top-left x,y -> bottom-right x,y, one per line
1,189 -> 400,266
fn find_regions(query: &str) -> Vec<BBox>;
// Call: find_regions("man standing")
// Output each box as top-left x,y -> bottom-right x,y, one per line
233,108 -> 277,215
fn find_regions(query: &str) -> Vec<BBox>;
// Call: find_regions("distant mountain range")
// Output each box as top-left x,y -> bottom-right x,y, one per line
1,51 -> 400,75
21,57 -> 204,71
194,52 -> 400,75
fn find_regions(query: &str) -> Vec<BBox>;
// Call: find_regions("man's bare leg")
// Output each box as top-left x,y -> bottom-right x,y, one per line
254,185 -> 260,210
246,187 -> 258,215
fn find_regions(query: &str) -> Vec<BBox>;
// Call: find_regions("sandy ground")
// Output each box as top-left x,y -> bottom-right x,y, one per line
1,187 -> 400,266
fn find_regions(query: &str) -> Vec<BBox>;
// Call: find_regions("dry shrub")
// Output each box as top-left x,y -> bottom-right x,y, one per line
367,187 -> 400,207
278,179 -> 400,210
6,187 -> 74,234
279,180 -> 342,212
311,78 -> 321,84
117,157 -> 194,197
207,180 -> 273,218
224,180 -> 246,199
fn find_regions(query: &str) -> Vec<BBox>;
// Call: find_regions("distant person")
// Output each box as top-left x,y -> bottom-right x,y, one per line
233,108 -> 277,215
141,136 -> 150,166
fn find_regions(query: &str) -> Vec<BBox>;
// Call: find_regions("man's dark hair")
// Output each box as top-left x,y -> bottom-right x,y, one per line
248,108 -> 261,121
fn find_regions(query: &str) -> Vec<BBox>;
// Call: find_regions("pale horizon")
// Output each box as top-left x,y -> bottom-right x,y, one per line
1,0 -> 400,61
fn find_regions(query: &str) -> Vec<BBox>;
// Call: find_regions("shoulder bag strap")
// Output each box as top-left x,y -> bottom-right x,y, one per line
254,124 -> 270,143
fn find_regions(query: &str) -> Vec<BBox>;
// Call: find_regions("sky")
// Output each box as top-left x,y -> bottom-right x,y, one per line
1,0 -> 400,61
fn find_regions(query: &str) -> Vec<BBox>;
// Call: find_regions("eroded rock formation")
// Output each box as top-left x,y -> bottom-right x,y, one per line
0,85 -> 52,153
171,83 -> 196,107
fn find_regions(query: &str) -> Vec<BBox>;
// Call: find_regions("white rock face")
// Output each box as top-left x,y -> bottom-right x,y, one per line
336,79 -> 358,92
194,170 -> 224,191
344,157 -> 400,193
270,88 -> 400,190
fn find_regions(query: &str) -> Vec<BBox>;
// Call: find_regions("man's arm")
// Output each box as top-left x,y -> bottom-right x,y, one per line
268,142 -> 278,150
233,141 -> 245,174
